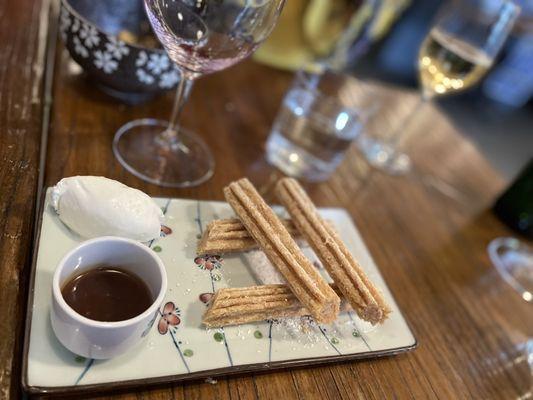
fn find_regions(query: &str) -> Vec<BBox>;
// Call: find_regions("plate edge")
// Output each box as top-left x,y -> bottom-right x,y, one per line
24,341 -> 418,395
21,190 -> 49,393
22,193 -> 418,394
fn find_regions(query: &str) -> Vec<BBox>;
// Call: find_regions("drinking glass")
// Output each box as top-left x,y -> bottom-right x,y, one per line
254,0 -> 383,71
113,0 -> 285,187
360,0 -> 520,174
488,237 -> 533,302
266,69 -> 376,181
262,0 -> 415,177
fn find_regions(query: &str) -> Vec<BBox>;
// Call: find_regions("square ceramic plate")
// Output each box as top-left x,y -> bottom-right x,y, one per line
22,190 -> 416,395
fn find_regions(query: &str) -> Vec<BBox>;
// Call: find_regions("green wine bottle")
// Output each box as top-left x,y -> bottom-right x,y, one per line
494,159 -> 533,239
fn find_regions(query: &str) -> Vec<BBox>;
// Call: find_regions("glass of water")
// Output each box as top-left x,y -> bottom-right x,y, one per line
266,69 -> 375,181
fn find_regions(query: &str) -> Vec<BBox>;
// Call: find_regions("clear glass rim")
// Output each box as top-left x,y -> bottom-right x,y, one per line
292,68 -> 379,122
436,0 -> 521,20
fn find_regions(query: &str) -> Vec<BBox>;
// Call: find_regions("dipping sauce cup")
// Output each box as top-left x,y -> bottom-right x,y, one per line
51,237 -> 167,359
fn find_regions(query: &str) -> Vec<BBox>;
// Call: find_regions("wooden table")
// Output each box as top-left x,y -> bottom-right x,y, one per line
2,1 -> 531,398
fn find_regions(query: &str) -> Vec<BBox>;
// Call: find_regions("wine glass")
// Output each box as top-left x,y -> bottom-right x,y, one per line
358,0 -> 520,174
113,0 -> 285,187
488,237 -> 533,302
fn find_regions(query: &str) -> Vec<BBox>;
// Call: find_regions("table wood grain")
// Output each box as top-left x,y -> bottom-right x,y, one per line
0,0 -> 50,398
1,2 -> 532,399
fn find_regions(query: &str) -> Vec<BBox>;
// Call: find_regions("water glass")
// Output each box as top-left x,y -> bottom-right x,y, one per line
266,70 -> 374,181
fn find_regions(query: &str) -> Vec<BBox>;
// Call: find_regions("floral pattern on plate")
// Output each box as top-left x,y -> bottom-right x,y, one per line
24,195 -> 416,393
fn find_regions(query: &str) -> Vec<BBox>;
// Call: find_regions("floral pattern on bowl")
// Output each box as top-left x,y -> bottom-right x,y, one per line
60,0 -> 180,101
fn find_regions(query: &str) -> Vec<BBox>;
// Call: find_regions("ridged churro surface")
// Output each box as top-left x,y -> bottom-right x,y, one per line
203,284 -> 350,328
196,218 -> 301,255
276,178 -> 390,325
224,178 -> 340,324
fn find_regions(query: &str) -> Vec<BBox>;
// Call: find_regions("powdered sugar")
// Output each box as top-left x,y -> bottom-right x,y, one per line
245,251 -> 286,284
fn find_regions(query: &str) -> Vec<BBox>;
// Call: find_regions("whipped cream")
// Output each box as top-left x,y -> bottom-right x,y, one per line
51,176 -> 164,242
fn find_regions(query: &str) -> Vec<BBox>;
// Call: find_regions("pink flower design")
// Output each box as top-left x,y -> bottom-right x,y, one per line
199,292 -> 214,304
158,302 -> 181,334
161,225 -> 172,236
194,255 -> 223,271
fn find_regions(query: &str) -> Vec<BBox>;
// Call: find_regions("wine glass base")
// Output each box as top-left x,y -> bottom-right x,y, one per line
356,135 -> 411,175
488,237 -> 533,302
113,119 -> 214,188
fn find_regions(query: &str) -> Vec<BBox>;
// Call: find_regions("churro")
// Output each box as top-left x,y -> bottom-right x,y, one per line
197,218 -> 302,255
202,284 -> 350,328
224,178 -> 340,324
276,178 -> 391,325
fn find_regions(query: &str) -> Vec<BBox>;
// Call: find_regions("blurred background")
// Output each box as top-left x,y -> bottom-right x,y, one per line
254,0 -> 533,180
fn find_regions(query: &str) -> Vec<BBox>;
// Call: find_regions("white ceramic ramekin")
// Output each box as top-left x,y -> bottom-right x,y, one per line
51,236 -> 167,359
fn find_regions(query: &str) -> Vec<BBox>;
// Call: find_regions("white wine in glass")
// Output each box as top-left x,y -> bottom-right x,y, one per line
359,0 -> 520,175
419,28 -> 493,98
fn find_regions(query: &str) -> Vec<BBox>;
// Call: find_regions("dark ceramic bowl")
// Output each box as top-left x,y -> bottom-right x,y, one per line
60,0 -> 180,102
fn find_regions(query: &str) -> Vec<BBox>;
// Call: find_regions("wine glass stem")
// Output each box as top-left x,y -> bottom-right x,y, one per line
160,74 -> 195,146
385,93 -> 428,154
